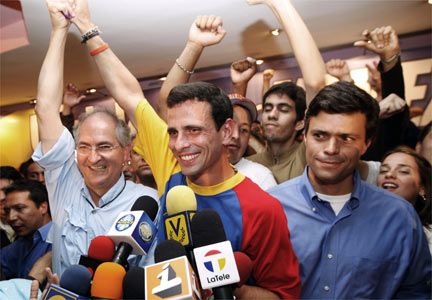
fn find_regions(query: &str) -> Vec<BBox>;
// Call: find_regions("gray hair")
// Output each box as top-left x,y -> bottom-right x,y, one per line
73,106 -> 131,147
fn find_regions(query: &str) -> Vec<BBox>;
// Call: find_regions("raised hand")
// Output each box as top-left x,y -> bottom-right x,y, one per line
354,26 -> 400,62
263,69 -> 274,81
63,83 -> 86,108
325,59 -> 353,82
45,0 -> 76,30
189,15 -> 226,48
379,93 -> 405,119
231,57 -> 257,85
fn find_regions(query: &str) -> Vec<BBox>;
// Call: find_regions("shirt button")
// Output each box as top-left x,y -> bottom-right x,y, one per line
324,286 -> 330,291
91,210 -> 97,214
328,254 -> 333,259
312,207 -> 317,212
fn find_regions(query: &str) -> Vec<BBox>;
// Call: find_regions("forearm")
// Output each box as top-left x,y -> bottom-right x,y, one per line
233,82 -> 247,97
74,21 -> 142,126
262,79 -> 271,100
379,58 -> 405,99
157,41 -> 203,121
233,285 -> 281,299
36,29 -> 68,154
269,0 -> 325,105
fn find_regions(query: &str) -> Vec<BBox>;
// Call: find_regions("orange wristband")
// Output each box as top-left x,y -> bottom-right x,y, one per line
90,43 -> 109,56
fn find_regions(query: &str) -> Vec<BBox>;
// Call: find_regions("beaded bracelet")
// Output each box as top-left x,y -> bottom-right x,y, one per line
175,58 -> 194,75
81,27 -> 100,44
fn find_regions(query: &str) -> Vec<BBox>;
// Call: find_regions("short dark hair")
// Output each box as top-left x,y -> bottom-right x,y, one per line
0,166 -> 22,182
305,81 -> 379,141
4,180 -> 49,214
263,82 -> 306,122
167,82 -> 233,130
382,145 -> 431,226
19,158 -> 35,178
418,121 -> 432,143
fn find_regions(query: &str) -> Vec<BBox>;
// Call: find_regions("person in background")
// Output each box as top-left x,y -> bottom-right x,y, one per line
0,166 -> 22,248
1,180 -> 51,280
416,121 -> 432,165
378,145 -> 431,254
19,159 -> 45,185
129,133 -> 157,190
60,83 -> 86,134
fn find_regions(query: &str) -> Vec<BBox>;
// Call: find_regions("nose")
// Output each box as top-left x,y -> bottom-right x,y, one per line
8,209 -> 17,222
231,124 -> 240,141
37,173 -> 45,184
266,107 -> 278,120
324,137 -> 340,155
174,132 -> 191,152
88,148 -> 102,163
384,169 -> 396,178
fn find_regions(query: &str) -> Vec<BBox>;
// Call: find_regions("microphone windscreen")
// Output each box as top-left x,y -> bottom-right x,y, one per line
154,239 -> 187,263
91,262 -> 126,300
123,266 -> 145,300
191,209 -> 226,247
88,235 -> 116,261
59,264 -> 92,296
234,252 -> 253,288
131,195 -> 158,220
166,185 -> 197,215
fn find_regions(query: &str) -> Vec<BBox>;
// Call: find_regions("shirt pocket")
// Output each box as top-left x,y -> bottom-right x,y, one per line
349,256 -> 398,298
60,208 -> 89,266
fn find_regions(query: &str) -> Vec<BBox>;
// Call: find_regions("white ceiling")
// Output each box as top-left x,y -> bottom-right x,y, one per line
1,0 -> 431,106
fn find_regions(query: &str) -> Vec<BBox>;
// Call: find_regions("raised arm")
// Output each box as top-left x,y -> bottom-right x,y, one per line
247,0 -> 326,105
325,59 -> 353,83
71,0 -> 143,127
157,15 -> 226,121
36,0 -> 74,154
230,57 -> 257,96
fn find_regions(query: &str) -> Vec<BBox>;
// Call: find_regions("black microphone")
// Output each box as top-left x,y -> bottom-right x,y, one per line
191,209 -> 240,300
107,196 -> 158,268
123,266 -> 145,300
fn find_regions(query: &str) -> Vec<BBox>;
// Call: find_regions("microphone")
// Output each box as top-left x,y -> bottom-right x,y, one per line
123,266 -> 145,300
145,240 -> 202,300
43,264 -> 92,300
107,196 -> 158,267
233,252 -> 253,290
165,186 -> 197,249
191,209 -> 240,300
79,235 -> 115,277
91,262 -> 126,300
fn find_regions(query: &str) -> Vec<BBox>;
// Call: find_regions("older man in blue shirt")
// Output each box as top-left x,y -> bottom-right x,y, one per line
1,180 -> 52,279
270,81 -> 431,299
31,1 -> 158,277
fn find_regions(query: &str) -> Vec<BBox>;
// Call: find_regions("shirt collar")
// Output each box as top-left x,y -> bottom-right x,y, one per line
37,221 -> 52,242
80,173 -> 126,207
300,167 -> 361,210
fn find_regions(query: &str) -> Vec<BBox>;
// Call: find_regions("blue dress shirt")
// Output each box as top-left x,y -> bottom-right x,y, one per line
32,128 -> 159,277
1,222 -> 52,279
269,168 -> 431,299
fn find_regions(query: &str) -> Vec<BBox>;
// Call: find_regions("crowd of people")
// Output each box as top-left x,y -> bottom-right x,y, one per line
0,0 -> 431,299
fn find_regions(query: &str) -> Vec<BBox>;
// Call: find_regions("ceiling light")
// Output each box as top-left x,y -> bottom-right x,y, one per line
429,0 -> 432,4
159,77 -> 167,81
256,59 -> 264,65
271,29 -> 281,36
29,99 -> 37,105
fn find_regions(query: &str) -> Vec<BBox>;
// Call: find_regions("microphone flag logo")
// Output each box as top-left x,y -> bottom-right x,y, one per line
115,214 -> 135,231
203,250 -> 226,272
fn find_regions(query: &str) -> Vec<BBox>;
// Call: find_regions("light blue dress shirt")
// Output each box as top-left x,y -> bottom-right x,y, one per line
1,222 -> 52,279
33,128 -> 159,277
269,168 -> 431,299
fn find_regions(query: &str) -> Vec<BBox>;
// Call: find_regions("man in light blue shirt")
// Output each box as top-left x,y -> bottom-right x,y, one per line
32,2 -> 158,277
270,81 -> 431,298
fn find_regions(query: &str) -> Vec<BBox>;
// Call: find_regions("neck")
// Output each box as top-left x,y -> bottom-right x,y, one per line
138,176 -> 157,189
189,155 -> 236,186
307,168 -> 354,195
268,135 -> 297,156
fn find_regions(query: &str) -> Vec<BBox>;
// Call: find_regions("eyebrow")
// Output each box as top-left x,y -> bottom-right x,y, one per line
381,163 -> 412,168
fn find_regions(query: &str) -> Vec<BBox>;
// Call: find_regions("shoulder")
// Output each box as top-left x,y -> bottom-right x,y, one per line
237,158 -> 272,174
125,181 -> 159,201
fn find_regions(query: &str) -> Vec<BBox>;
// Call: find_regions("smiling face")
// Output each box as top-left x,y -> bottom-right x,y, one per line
76,113 -> 129,200
227,106 -> 251,165
5,190 -> 48,237
378,152 -> 423,204
167,99 -> 232,185
305,111 -> 370,195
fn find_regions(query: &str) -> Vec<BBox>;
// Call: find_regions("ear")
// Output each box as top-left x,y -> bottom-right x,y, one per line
419,186 -> 425,197
415,142 -> 421,153
361,138 -> 372,155
295,119 -> 305,131
221,118 -> 235,146
38,201 -> 48,215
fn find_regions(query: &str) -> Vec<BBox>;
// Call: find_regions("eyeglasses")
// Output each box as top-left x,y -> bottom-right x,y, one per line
76,144 -> 120,155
